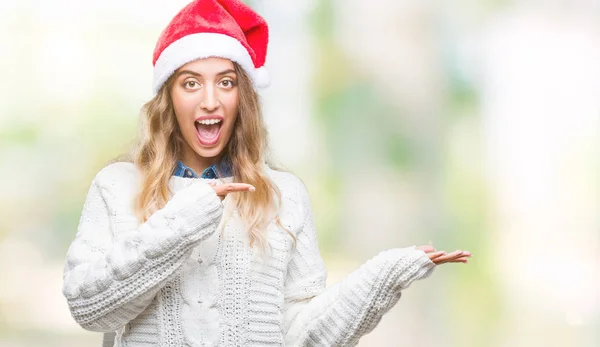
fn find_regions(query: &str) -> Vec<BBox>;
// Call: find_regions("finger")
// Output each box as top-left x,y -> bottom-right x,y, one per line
439,249 -> 463,259
416,245 -> 435,253
427,251 -> 446,261
447,249 -> 465,258
214,183 -> 256,195
445,256 -> 469,264
438,255 -> 468,265
225,183 -> 255,192
432,250 -> 464,264
452,251 -> 471,260
454,256 -> 470,263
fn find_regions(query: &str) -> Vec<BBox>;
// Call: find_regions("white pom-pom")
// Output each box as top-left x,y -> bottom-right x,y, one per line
254,66 -> 270,88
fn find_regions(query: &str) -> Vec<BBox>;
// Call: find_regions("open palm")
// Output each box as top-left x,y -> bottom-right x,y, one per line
416,245 -> 471,264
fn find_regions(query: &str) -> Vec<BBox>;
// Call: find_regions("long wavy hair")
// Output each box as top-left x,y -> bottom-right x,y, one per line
121,62 -> 292,250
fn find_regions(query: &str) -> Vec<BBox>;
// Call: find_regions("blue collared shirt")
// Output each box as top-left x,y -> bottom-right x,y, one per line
173,160 -> 232,179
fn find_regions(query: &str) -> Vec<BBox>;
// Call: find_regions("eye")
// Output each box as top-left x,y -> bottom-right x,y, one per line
184,80 -> 201,89
219,79 -> 236,88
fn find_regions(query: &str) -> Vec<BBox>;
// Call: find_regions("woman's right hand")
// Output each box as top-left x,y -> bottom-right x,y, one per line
208,181 -> 255,201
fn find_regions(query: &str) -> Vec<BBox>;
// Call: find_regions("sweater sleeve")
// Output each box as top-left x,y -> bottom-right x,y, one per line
283,180 -> 436,347
62,170 -> 223,332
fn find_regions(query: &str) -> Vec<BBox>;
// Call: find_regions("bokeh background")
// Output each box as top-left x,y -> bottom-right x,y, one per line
1,0 -> 598,346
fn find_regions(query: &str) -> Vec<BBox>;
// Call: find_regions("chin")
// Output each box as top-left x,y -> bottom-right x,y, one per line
195,148 -> 221,158
194,147 -> 223,158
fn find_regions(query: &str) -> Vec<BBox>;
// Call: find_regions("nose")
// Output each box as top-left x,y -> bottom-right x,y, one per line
199,83 -> 220,112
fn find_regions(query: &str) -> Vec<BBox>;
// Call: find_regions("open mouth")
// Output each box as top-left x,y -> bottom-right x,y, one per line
195,118 -> 223,146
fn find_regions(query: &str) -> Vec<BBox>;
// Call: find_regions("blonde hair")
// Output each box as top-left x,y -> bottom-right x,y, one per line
123,62 -> 292,250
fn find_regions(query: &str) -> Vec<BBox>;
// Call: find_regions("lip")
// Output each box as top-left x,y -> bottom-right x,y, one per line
195,114 -> 223,147
195,115 -> 224,122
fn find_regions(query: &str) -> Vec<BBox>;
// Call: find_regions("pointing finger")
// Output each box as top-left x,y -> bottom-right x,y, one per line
213,183 -> 256,195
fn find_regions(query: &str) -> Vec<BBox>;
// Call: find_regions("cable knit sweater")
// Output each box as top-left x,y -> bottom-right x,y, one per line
62,162 -> 436,347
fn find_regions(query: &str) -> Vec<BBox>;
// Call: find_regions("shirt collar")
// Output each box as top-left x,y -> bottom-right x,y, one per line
173,159 -> 232,179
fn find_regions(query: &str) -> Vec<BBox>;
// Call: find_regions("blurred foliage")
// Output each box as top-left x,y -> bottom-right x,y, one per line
310,0 -> 415,254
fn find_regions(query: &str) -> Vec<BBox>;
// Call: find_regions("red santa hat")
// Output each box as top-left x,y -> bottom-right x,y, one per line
152,0 -> 270,94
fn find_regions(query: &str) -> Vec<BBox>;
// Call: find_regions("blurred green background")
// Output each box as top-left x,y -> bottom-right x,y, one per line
1,0 -> 598,346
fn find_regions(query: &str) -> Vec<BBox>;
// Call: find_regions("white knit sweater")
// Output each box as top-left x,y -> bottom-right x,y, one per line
62,162 -> 435,347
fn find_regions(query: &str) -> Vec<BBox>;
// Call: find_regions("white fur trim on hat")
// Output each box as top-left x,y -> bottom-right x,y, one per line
152,32 -> 269,94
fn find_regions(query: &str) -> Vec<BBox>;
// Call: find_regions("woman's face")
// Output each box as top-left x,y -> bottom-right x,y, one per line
170,57 -> 239,164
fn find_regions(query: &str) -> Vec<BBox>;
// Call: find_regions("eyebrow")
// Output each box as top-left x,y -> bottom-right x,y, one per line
176,69 -> 236,78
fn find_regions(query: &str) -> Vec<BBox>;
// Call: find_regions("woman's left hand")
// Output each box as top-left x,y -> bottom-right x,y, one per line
416,245 -> 471,265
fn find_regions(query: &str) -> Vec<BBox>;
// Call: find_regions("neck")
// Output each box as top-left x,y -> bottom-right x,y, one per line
180,149 -> 221,175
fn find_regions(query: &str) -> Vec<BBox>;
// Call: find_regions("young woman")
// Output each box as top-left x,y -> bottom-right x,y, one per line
62,1 -> 471,346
